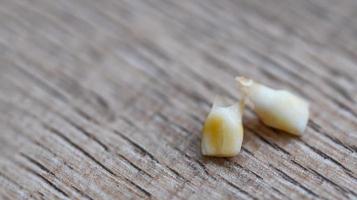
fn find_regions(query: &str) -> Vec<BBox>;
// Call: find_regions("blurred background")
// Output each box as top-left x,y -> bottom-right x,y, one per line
1,0 -> 357,103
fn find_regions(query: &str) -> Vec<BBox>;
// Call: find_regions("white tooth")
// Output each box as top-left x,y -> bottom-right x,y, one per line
237,77 -> 310,136
201,97 -> 244,157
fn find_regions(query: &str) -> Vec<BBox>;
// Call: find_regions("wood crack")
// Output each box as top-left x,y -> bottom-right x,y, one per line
113,130 -> 160,164
20,153 -> 56,177
234,162 -> 263,180
71,186 -> 94,200
43,125 -> 117,177
220,176 -> 258,200
156,113 -> 192,136
42,125 -> 151,198
172,147 -> 210,177
300,141 -> 355,179
14,161 -> 69,199
270,165 -> 320,199
61,116 -> 109,152
113,130 -> 190,186
0,171 -> 32,198
1,120 -> 95,200
291,160 -> 353,198
123,178 -> 152,199
248,128 -> 291,156
115,153 -> 154,178
308,167 -> 356,197
308,120 -> 355,152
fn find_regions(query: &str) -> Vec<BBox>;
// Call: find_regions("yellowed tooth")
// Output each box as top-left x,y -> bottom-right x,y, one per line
201,97 -> 244,157
237,77 -> 309,136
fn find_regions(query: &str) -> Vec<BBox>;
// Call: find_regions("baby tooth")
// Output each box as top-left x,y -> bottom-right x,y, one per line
237,77 -> 309,136
201,97 -> 244,157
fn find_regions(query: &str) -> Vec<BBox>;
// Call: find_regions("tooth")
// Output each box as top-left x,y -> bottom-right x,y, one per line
237,77 -> 309,136
201,97 -> 244,157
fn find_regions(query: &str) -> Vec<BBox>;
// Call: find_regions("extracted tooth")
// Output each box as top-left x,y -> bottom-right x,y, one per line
201,97 -> 244,157
237,77 -> 309,136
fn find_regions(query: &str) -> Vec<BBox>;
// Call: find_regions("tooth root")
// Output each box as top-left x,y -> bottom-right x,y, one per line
237,77 -> 310,136
201,98 -> 244,157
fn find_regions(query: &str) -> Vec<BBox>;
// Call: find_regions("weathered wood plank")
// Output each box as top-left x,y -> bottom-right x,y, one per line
0,0 -> 356,199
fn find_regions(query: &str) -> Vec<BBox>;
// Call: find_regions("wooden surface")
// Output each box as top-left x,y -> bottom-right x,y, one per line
0,0 -> 356,199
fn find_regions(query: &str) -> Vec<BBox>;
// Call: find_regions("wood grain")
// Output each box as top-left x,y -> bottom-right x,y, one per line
0,0 -> 356,199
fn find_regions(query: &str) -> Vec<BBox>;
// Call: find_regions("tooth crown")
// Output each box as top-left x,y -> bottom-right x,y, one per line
239,78 -> 310,136
201,104 -> 243,157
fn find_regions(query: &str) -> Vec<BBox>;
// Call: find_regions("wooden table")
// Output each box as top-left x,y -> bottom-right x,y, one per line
0,0 -> 356,199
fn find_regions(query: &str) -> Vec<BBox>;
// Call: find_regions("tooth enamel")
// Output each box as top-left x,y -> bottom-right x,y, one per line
201,98 -> 244,157
237,77 -> 310,136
